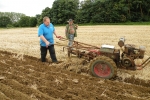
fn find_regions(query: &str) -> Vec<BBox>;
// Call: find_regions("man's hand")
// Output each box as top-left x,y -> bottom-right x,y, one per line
40,35 -> 50,48
45,41 -> 50,48
54,31 -> 62,39
75,24 -> 78,29
56,36 -> 62,38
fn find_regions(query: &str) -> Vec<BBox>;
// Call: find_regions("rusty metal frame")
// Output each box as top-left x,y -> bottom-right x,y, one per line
59,37 -> 150,70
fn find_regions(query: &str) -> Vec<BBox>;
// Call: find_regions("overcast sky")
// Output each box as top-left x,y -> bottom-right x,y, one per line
0,0 -> 56,16
0,0 -> 83,17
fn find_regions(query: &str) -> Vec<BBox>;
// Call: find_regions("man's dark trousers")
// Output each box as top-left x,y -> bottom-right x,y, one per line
40,45 -> 57,62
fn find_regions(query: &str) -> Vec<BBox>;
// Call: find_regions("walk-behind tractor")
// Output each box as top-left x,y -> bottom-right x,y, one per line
60,37 -> 150,79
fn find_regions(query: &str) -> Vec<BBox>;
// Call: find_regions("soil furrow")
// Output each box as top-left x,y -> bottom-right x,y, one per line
0,82 -> 34,100
0,50 -> 150,100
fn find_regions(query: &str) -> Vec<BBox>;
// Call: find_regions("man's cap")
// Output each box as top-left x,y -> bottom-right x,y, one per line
67,19 -> 73,22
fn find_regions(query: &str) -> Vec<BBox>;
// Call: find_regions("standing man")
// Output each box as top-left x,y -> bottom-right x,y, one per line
65,19 -> 78,47
38,16 -> 60,63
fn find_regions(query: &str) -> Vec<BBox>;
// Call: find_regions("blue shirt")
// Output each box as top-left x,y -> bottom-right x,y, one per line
38,23 -> 55,46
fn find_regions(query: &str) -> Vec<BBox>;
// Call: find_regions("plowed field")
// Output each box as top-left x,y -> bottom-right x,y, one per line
0,25 -> 150,100
0,51 -> 150,100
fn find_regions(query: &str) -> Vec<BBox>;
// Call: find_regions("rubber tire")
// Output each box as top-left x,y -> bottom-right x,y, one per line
90,56 -> 117,79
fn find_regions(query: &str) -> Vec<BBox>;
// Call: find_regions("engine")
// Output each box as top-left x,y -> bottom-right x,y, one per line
118,37 -> 145,69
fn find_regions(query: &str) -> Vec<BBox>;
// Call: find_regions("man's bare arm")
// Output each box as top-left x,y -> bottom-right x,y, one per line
54,30 -> 62,38
40,35 -> 50,47
53,30 -> 58,37
40,35 -> 47,43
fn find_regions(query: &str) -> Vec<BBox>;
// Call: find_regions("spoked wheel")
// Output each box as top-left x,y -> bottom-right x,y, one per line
94,63 -> 111,78
90,56 -> 117,79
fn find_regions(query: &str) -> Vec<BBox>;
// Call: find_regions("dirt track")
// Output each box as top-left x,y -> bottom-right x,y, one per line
0,50 -> 150,100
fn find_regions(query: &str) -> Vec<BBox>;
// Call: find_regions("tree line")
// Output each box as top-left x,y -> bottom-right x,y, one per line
0,12 -> 37,27
0,0 -> 150,27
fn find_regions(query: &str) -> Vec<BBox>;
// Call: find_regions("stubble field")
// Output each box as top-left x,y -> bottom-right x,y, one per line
0,25 -> 150,100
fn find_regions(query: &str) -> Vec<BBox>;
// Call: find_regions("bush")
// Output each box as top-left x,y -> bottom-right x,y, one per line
13,22 -> 19,27
6,24 -> 14,28
0,16 -> 12,27
18,16 -> 30,27
29,17 -> 37,27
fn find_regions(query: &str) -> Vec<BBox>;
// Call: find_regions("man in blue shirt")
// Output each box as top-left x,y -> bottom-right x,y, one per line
38,16 -> 60,63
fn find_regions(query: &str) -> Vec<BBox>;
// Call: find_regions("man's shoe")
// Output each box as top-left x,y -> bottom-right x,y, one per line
52,61 -> 59,64
52,61 -> 62,64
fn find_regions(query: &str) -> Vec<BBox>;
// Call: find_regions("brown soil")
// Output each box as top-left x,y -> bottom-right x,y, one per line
0,50 -> 150,100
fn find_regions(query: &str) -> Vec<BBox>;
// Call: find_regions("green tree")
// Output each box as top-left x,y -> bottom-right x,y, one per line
18,16 -> 30,27
78,0 -> 150,23
0,12 -> 25,23
36,14 -> 41,25
38,7 -> 52,25
52,0 -> 79,24
77,0 -> 93,23
37,0 -> 150,24
12,22 -> 19,27
0,16 -> 12,27
29,17 -> 37,27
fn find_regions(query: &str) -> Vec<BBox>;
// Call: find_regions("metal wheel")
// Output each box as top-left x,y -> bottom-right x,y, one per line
90,56 -> 117,79
122,58 -> 132,67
